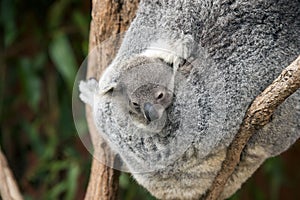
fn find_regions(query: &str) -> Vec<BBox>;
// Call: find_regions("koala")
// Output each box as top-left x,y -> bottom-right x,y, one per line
79,0 -> 300,199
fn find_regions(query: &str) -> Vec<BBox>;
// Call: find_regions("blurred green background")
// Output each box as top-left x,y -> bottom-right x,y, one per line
0,0 -> 300,199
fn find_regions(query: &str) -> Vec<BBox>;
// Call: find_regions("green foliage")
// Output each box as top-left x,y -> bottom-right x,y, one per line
18,56 -> 43,110
1,0 -> 18,46
1,0 -> 91,199
263,157 -> 286,200
49,32 -> 77,92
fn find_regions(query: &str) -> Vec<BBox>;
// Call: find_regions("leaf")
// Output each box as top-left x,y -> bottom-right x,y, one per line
0,0 -> 17,46
119,173 -> 130,188
18,58 -> 41,110
263,157 -> 285,200
23,121 -> 45,156
32,52 -> 47,71
49,33 -> 77,92
47,181 -> 67,200
72,10 -> 90,39
47,0 -> 71,29
65,162 -> 80,200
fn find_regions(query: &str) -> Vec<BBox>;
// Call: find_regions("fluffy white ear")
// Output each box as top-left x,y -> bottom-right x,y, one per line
79,78 -> 99,107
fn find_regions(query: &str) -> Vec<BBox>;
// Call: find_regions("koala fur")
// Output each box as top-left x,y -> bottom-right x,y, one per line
79,0 -> 300,199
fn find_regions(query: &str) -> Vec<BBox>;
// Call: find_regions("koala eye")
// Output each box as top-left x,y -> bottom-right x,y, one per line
132,102 -> 140,107
130,100 -> 140,108
155,92 -> 164,100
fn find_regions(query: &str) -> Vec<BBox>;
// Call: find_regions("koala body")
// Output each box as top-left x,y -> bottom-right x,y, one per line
80,0 -> 300,199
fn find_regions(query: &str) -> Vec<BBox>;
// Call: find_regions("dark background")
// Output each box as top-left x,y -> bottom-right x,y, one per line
1,0 -> 300,199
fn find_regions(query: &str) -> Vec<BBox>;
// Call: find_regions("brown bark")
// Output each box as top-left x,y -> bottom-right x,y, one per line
84,0 -> 139,200
0,147 -> 23,200
205,55 -> 300,200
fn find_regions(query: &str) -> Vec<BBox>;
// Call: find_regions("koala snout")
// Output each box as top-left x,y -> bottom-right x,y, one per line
144,102 -> 165,122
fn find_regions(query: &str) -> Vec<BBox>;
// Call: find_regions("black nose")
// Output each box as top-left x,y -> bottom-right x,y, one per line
144,102 -> 159,122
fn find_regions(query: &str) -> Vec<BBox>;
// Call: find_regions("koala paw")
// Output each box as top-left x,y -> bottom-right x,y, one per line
79,78 -> 99,106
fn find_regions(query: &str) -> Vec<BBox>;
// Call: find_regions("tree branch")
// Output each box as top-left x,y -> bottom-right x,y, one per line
84,0 -> 139,200
206,55 -> 300,200
0,147 -> 23,200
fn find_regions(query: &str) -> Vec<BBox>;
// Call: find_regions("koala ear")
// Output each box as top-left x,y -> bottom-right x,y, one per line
99,81 -> 118,95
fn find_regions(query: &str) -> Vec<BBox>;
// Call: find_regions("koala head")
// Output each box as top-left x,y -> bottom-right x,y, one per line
99,56 -> 175,131
129,83 -> 173,123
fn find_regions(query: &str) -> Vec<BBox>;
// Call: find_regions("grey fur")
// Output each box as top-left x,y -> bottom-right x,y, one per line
79,0 -> 300,199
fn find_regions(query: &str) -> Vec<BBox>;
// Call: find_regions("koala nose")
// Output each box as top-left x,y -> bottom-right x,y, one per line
144,102 -> 159,122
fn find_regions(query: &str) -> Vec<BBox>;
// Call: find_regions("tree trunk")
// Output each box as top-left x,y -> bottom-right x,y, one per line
84,0 -> 139,200
0,147 -> 23,200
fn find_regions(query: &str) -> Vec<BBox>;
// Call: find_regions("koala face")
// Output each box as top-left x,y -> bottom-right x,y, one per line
98,56 -> 176,130
128,83 -> 173,123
